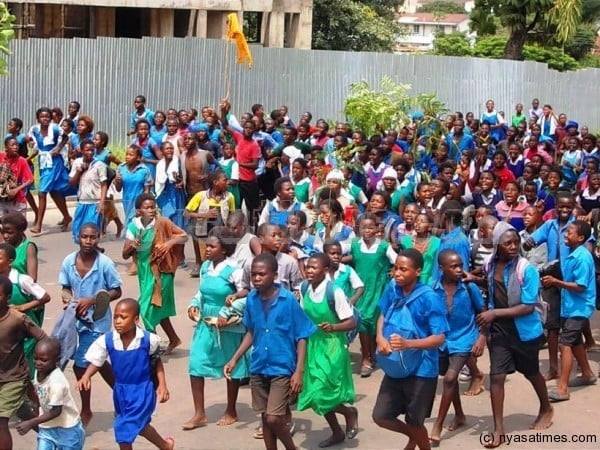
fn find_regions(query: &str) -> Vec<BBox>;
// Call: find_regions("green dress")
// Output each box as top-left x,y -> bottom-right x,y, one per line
128,222 -> 176,331
219,158 -> 241,209
297,288 -> 355,415
351,239 -> 391,336
292,177 -> 311,203
13,238 -> 37,276
399,235 -> 441,285
188,260 -> 249,379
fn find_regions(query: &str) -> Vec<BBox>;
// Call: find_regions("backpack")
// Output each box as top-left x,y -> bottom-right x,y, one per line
299,280 -> 361,344
515,258 -> 550,325
376,284 -> 429,379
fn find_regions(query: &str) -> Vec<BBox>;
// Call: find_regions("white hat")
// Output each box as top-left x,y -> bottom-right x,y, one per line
326,169 -> 344,181
382,167 -> 397,179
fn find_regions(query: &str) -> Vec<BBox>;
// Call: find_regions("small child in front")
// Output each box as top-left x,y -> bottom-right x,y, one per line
77,298 -> 174,450
225,253 -> 316,450
16,338 -> 85,450
373,249 -> 448,450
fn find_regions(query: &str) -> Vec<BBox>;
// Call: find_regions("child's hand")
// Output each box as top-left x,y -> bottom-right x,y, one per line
75,298 -> 95,317
541,275 -> 558,288
471,335 -> 486,357
376,336 -> 392,355
187,306 -> 200,322
157,385 -> 170,403
206,208 -> 219,219
223,360 -> 236,380
390,334 -> 410,351
289,370 -> 303,395
154,241 -> 173,258
476,310 -> 496,328
77,377 -> 91,391
225,295 -> 236,307
15,420 -> 34,435
319,322 -> 334,332
216,316 -> 228,328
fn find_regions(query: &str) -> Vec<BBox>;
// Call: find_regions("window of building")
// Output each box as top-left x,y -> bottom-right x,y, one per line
413,24 -> 420,34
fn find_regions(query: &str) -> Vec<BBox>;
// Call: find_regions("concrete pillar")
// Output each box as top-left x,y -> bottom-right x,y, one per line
206,11 -> 228,39
296,0 -> 313,49
194,10 -> 208,38
265,11 -> 284,47
94,7 -> 115,37
149,8 -> 174,37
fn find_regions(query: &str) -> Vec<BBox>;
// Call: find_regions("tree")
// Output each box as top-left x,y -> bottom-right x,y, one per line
564,24 -> 597,60
0,2 -> 15,75
433,31 -> 473,56
418,1 -> 466,14
312,0 -> 401,52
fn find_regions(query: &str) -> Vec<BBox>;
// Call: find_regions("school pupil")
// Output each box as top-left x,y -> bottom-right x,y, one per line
155,141 -> 185,229
541,220 -> 597,401
1,212 -> 38,281
258,176 -> 309,227
15,338 -> 85,450
372,249 -> 448,450
323,240 -> 364,305
93,131 -> 124,237
224,253 -> 317,450
218,142 -> 241,209
345,213 -> 397,378
297,254 -> 358,448
430,250 -> 486,445
0,274 -> 47,450
287,210 -> 315,256
77,298 -> 174,450
226,211 -> 262,264
0,136 -> 34,219
314,199 -> 356,255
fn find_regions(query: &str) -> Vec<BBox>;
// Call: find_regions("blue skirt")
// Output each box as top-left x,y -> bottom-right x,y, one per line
113,379 -> 156,444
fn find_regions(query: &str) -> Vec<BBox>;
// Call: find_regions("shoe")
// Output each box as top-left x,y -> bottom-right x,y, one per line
548,390 -> 570,402
346,406 -> 359,439
179,261 -> 188,269
93,290 -> 111,321
253,427 -> 263,439
568,375 -> 597,387
360,364 -> 374,378
458,365 -> 471,382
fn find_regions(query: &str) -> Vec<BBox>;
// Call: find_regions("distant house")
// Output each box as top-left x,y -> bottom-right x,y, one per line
396,13 -> 470,52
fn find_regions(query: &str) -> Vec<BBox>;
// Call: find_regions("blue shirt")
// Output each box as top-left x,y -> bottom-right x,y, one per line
560,245 -> 596,319
487,259 -> 542,342
433,227 -> 471,279
432,280 -> 484,354
530,216 -> 574,261
446,134 -> 475,161
378,281 -> 449,378
243,286 -> 317,377
130,109 -> 155,131
59,251 -> 123,333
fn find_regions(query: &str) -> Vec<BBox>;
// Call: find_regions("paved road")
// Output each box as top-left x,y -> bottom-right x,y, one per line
10,207 -> 600,449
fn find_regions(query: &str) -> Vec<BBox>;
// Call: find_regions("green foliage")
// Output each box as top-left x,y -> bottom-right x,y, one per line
433,31 -> 473,56
0,3 -> 15,75
343,77 -> 448,159
547,0 -> 583,44
564,24 -> 597,60
418,1 -> 466,14
473,37 -> 507,58
580,54 -> 600,68
312,0 -> 401,52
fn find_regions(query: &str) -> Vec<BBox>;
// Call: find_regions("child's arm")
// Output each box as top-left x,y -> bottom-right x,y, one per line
154,358 -> 170,403
108,153 -> 122,166
224,330 -> 253,379
290,338 -> 307,395
16,405 -> 63,435
390,333 -> 445,351
76,363 -> 101,391
375,313 -> 392,355
26,242 -> 38,282
541,276 -> 584,293
113,167 -> 123,192
348,286 -> 364,306
11,276 -> 50,314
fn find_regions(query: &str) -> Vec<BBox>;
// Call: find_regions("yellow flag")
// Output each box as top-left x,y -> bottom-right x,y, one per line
227,13 -> 252,69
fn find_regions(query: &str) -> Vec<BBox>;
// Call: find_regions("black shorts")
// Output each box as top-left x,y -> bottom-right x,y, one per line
438,351 -> 471,376
559,317 -> 588,347
542,286 -> 561,330
372,375 -> 437,427
488,323 -> 541,377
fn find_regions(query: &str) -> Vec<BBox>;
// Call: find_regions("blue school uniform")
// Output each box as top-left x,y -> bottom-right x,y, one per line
70,133 -> 94,156
481,111 -> 502,143
117,163 -> 152,225
446,134 -> 475,161
437,227 -> 471,272
530,215 -> 574,261
243,286 -> 317,376
432,280 -> 484,354
507,156 -> 525,178
132,137 -> 159,180
29,124 -> 72,195
560,245 -> 595,319
106,330 -> 156,445
156,180 -> 185,229
378,281 -> 449,378
150,125 -> 167,146
130,109 -> 155,131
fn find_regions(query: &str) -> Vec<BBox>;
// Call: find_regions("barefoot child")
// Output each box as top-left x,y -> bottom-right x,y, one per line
0,275 -> 47,450
93,131 -> 123,237
373,249 -> 448,450
16,338 -> 85,450
225,253 -> 316,450
78,298 -> 174,450
297,254 -> 359,448
477,222 -> 553,448
430,250 -> 485,445
123,193 -> 187,355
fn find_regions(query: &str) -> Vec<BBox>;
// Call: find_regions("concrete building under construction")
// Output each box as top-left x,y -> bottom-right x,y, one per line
6,0 -> 313,49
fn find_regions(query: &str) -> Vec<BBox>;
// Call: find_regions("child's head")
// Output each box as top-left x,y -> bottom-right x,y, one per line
274,177 -> 295,202
257,224 -> 282,253
436,141 -> 449,160
226,211 -> 247,238
319,199 -> 344,227
125,144 -> 142,165
305,253 -> 330,285
369,190 -> 391,213
60,119 -> 74,135
589,172 -> 600,191
223,142 -> 235,159
402,203 -> 419,227
392,249 -> 423,287
394,160 -> 410,182
7,118 -> 23,134
565,220 -> 591,250
291,158 -> 307,181
113,298 -> 140,335
33,337 -> 61,376
251,253 -> 278,292
135,193 -> 157,223
80,140 -> 95,161
381,168 -> 398,192
478,215 -> 498,244
438,249 -> 463,282
358,213 -> 378,241
439,162 -> 457,183
4,137 -> 18,158
93,131 -> 109,150
323,240 -> 342,269
287,210 -> 307,238
369,147 -> 384,167
508,143 -> 522,160
415,182 -> 432,204
78,223 -> 101,253
523,181 -> 538,203
325,170 -> 344,192
0,275 -> 11,310
503,181 -> 520,205
555,191 -> 575,222
585,158 -> 599,177
77,115 -> 95,136
441,200 -> 463,228
522,164 -> 538,182
431,178 -> 450,200
495,226 -> 521,261
522,206 -> 541,229
166,118 -> 179,136
492,150 -> 507,169
546,167 -> 562,190
154,110 -> 166,126
0,243 -> 15,272
1,213 -> 27,246
414,211 -> 434,237
36,107 -> 52,125
208,170 -> 229,193
161,141 -> 175,160
475,206 -> 494,226
135,119 -> 150,138
206,226 -> 237,262
479,171 -> 495,192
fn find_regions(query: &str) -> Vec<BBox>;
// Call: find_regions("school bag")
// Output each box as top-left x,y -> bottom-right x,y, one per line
299,279 -> 361,343
376,284 -> 429,379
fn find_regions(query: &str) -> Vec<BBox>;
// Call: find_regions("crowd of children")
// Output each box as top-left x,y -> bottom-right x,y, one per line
1,96 -> 599,450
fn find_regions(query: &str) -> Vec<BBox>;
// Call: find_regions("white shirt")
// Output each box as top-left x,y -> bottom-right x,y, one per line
196,258 -> 244,291
300,276 -> 353,320
34,368 -> 81,429
333,263 -> 364,290
85,327 -> 160,368
357,238 -> 397,264
9,268 -> 46,299
258,198 -> 313,227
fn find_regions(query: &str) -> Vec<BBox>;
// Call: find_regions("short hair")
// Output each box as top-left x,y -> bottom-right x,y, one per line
9,118 -> 23,130
135,95 -> 146,103
207,169 -> 226,188
437,248 -> 460,265
289,210 -> 307,228
292,158 -> 307,169
571,220 -> 592,241
322,239 -> 342,253
36,337 -> 61,359
397,248 -> 424,270
371,190 -> 391,209
555,190 -> 574,203
285,127 -> 298,138
251,104 -> 263,115
208,226 -> 237,257
1,212 -> 27,231
134,118 -> 151,131
227,210 -> 247,227
95,131 -> 109,147
79,223 -> 100,236
252,253 -> 278,273
61,118 -> 75,130
116,298 -> 140,315
135,193 -> 156,209
548,166 -> 563,179
442,200 -> 463,224
69,100 -> 81,110
127,144 -> 142,157
308,253 -> 331,268
492,150 -> 508,160
0,274 -> 11,297
359,212 -> 379,225
79,139 -> 94,150
394,159 -> 410,172
257,223 -> 280,238
274,177 -> 292,194
0,243 -> 16,260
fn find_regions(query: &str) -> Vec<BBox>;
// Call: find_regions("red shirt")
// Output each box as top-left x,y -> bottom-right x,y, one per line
0,153 -> 33,203
233,131 -> 261,182
492,165 -> 516,191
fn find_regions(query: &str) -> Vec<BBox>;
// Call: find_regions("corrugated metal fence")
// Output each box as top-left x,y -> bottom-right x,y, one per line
1,36 -> 599,145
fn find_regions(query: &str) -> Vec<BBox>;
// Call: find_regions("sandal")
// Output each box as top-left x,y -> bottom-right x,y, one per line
548,390 -> 570,402
346,406 -> 359,439
360,364 -> 374,378
253,427 -> 263,439
568,375 -> 597,387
